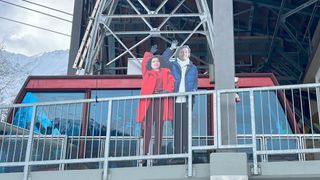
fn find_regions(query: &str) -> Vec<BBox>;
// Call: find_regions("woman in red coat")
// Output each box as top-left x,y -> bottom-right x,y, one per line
136,48 -> 174,156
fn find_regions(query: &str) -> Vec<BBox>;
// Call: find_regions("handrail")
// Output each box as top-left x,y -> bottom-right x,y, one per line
1,82 -> 320,177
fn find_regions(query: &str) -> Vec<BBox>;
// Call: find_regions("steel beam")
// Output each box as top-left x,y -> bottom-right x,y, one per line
103,34 -> 151,67
302,1 -> 319,42
157,0 -> 186,30
281,22 -> 308,54
234,25 -> 309,46
126,0 -> 152,30
235,0 -> 320,17
101,13 -> 203,18
248,5 -> 255,34
266,0 -> 286,62
137,0 -> 150,13
74,0 -> 216,75
105,30 -> 206,35
85,0 -> 111,74
155,0 -> 169,14
275,48 -> 302,72
234,8 -> 251,16
282,0 -> 319,19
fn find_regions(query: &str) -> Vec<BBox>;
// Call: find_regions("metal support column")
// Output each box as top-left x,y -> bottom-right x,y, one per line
23,105 -> 37,180
212,0 -> 237,145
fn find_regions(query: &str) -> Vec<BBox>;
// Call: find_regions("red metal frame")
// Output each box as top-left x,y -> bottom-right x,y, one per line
19,73 -> 276,95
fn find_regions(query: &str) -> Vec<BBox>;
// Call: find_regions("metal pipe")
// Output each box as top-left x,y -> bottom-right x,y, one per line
187,94 -> 193,177
103,100 -> 112,180
23,105 -> 36,180
282,0 -> 318,19
250,90 -> 258,175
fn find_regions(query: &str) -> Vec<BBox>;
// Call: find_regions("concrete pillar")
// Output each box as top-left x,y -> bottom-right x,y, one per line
212,0 -> 237,145
210,153 -> 248,180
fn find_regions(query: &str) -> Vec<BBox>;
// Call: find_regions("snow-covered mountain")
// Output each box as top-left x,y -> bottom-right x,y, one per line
0,50 -> 69,104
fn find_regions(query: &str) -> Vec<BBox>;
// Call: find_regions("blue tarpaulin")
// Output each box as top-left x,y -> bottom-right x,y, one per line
12,93 -> 59,135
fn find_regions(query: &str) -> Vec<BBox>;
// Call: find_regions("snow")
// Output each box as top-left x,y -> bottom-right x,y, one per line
0,49 -> 69,104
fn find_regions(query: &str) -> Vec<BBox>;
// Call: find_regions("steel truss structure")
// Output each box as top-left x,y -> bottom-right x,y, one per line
236,0 -> 320,84
71,0 -> 320,85
73,0 -> 215,75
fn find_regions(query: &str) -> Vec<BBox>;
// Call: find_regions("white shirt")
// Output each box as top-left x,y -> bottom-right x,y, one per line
176,58 -> 189,103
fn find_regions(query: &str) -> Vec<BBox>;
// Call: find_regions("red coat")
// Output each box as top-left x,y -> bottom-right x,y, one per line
136,52 -> 174,123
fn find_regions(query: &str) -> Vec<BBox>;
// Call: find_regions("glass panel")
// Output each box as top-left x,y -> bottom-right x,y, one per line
192,93 -> 212,146
236,91 -> 293,134
21,92 -> 84,103
12,92 -> 84,135
89,90 -> 140,160
236,91 -> 295,149
89,90 -> 140,136
192,93 -> 209,136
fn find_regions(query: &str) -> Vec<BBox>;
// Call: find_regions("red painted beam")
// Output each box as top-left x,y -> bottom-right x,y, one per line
23,73 -> 277,92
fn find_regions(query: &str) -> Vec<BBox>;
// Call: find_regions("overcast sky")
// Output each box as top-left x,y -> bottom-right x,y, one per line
0,0 -> 74,56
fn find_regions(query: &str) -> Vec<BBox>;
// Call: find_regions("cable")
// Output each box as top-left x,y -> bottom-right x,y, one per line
0,0 -> 72,23
0,16 -> 71,37
22,0 -> 73,16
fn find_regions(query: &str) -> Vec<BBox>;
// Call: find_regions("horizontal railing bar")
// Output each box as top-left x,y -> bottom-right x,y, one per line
0,90 -> 216,108
0,135 -> 214,140
0,158 -> 105,167
218,83 -> 320,94
218,144 -> 253,149
2,83 -> 320,108
0,135 -> 67,138
29,158 -> 104,165
257,148 -> 320,155
108,154 -> 188,161
0,162 -> 25,167
256,134 -> 320,138
192,145 -> 217,150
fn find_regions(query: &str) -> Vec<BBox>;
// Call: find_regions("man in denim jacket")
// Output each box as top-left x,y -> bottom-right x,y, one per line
163,41 -> 198,154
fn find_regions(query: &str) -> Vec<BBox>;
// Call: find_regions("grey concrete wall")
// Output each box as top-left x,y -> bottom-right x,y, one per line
3,160 -> 320,180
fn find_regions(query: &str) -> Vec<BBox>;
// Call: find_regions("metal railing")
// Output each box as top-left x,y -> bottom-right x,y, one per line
217,83 -> 320,174
1,83 -> 320,179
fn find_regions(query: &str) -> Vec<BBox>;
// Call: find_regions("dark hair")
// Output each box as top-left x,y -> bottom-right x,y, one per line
145,55 -> 164,70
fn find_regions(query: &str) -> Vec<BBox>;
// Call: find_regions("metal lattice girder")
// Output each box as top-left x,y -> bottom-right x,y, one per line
282,0 -> 319,19
72,0 -> 102,74
278,0 -> 320,56
266,0 -> 286,63
247,5 -> 255,34
235,0 -> 320,18
74,0 -> 216,75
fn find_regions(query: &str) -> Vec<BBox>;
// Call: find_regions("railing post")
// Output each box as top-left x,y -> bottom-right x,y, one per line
23,105 -> 37,180
59,135 -> 68,170
298,136 -> 305,161
216,91 -> 222,148
249,90 -> 258,175
187,94 -> 193,177
103,100 -> 113,180
213,91 -> 218,148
